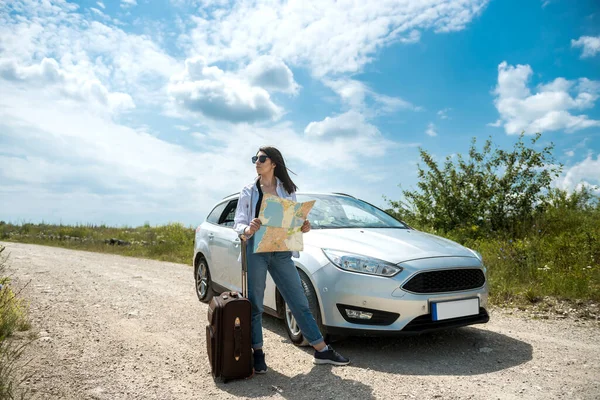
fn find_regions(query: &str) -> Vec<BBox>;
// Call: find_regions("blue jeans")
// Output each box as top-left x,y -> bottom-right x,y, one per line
246,238 -> 324,349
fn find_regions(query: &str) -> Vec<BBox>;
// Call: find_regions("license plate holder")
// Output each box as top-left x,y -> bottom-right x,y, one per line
431,298 -> 479,321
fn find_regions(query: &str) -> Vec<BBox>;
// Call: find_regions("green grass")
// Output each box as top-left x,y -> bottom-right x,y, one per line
467,232 -> 599,304
0,221 -> 195,265
0,245 -> 33,400
411,206 -> 600,305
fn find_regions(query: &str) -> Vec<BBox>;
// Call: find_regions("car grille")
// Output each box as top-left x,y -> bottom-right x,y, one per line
402,268 -> 485,293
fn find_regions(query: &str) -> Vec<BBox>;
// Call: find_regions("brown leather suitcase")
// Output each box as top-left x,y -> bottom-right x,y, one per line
206,237 -> 253,382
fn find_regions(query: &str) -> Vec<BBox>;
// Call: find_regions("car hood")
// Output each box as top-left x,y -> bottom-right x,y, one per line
304,228 -> 477,264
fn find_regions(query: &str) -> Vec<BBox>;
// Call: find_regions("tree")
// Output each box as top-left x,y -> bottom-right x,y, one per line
388,133 -> 562,235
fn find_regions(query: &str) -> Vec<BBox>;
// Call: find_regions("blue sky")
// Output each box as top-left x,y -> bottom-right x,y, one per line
1,0 -> 599,227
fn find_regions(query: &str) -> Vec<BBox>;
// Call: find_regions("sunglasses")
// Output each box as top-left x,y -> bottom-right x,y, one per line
251,155 -> 270,164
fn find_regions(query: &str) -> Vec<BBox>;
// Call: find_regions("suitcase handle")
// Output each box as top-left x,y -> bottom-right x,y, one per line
239,235 -> 248,298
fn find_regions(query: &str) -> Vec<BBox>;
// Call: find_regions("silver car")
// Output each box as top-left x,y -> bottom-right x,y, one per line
193,192 -> 489,345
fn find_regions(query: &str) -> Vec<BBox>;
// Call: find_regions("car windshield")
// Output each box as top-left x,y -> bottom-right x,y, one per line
296,194 -> 408,229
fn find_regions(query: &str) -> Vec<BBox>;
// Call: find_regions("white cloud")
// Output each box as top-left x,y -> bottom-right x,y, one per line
168,56 -> 283,123
372,92 -> 418,113
175,125 -> 190,131
0,58 -> 135,113
324,79 -> 369,109
0,84 -> 247,225
565,150 -> 575,157
304,111 -> 379,138
0,1 -> 178,105
185,0 -> 489,77
324,78 -> 417,113
0,88 -> 184,191
121,0 -> 137,8
97,2 -> 106,9
91,7 -> 106,17
1,80 -> 407,223
191,131 -> 207,140
574,137 -> 591,150
425,122 -> 437,137
244,56 -> 299,94
0,0 -> 482,225
555,154 -> 600,194
215,122 -> 391,172
491,61 -> 600,134
437,108 -> 451,119
571,36 -> 600,58
301,111 -> 410,168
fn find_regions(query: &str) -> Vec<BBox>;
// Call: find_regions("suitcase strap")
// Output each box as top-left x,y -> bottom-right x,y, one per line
233,317 -> 242,361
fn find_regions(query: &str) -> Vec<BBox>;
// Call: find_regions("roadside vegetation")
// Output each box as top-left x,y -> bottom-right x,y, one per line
0,134 -> 598,311
0,245 -> 33,399
386,133 -> 599,307
0,222 -> 194,265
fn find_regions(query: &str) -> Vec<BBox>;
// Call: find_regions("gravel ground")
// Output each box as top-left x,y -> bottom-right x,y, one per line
3,241 -> 599,400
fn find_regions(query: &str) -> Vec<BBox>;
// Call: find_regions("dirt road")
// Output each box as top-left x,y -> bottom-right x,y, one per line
3,242 -> 599,400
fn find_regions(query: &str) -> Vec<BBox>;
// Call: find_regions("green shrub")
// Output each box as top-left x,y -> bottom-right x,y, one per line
387,134 -> 600,304
388,133 -> 561,235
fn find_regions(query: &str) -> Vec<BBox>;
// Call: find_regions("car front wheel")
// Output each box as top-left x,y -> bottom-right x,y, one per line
195,256 -> 214,303
283,270 -> 325,346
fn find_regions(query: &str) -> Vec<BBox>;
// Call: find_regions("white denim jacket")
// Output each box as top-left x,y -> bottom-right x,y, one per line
233,176 -> 299,258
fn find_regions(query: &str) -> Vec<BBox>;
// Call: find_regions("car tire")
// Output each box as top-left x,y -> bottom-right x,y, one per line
283,269 -> 326,347
195,256 -> 214,303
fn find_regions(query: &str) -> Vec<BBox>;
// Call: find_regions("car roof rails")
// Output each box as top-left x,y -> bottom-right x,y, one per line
332,192 -> 356,198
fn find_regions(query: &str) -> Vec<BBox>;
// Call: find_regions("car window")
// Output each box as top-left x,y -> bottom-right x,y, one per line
219,200 -> 238,228
296,194 -> 407,229
206,202 -> 228,225
341,204 -> 382,226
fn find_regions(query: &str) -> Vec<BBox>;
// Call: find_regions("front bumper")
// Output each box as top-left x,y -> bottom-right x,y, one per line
324,308 -> 489,336
312,256 -> 489,335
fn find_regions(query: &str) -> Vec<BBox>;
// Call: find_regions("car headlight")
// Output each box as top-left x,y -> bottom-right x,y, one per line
322,249 -> 402,277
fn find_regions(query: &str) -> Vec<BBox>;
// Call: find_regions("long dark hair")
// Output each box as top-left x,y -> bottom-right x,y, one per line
259,146 -> 298,195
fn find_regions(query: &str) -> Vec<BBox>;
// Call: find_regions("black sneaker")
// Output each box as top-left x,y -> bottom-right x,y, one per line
253,349 -> 267,374
313,346 -> 350,366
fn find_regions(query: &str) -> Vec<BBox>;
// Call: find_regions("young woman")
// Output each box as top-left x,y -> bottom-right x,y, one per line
233,146 -> 350,374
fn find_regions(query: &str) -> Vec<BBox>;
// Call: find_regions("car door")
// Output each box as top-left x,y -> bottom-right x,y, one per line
213,200 -> 242,290
202,201 -> 229,285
